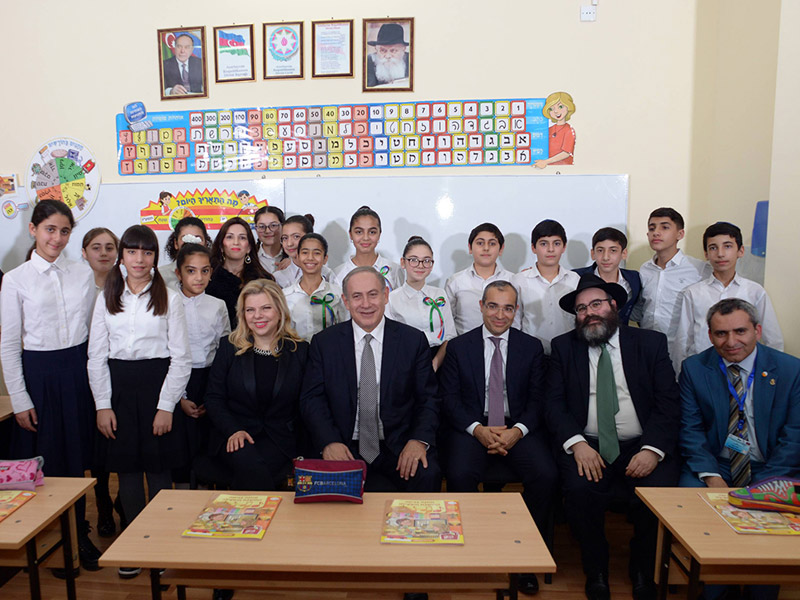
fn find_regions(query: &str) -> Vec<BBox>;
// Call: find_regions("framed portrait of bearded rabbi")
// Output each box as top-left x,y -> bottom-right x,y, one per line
363,18 -> 414,92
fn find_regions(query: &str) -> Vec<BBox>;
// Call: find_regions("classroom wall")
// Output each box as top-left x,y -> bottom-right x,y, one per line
765,0 -> 800,355
0,1 -> 791,336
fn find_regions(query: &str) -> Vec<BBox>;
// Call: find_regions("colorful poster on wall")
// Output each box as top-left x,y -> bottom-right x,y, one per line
27,137 -> 101,221
0,174 -> 30,220
139,183 -> 279,231
115,97 -> 549,176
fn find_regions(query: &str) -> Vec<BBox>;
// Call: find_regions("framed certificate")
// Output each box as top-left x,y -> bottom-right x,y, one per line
311,19 -> 354,78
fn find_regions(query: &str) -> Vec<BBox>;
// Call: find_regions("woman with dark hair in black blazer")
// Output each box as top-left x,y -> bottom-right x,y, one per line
204,278 -> 308,491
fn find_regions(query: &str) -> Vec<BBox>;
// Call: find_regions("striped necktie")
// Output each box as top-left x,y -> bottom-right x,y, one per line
727,364 -> 751,487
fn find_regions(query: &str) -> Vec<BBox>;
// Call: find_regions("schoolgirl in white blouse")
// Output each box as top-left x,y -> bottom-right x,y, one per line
282,233 -> 348,342
388,236 -> 456,371
254,205 -> 286,274
0,200 -> 101,567
272,214 -> 338,288
88,225 -> 191,577
158,216 -> 213,291
333,205 -> 403,292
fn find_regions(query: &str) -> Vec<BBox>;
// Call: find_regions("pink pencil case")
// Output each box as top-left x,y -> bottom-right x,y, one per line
0,456 -> 45,491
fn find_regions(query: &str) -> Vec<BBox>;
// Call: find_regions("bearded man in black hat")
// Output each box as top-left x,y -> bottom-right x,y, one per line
545,274 -> 680,600
366,23 -> 410,87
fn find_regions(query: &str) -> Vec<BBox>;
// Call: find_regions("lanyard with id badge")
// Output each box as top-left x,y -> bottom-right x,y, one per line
720,358 -> 755,455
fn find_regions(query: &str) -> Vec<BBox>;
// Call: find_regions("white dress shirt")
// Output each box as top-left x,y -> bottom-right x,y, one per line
0,252 -> 95,413
445,263 -> 516,336
465,326 -> 529,437
388,282 -> 456,347
669,273 -> 783,373
512,264 -> 579,355
699,347 -> 765,481
334,255 -> 403,293
257,246 -> 281,274
88,281 -> 192,413
352,317 -> 385,440
181,291 -> 230,368
158,261 -> 180,291
636,250 -> 710,333
563,330 -> 663,458
283,278 -> 348,342
273,260 -> 339,289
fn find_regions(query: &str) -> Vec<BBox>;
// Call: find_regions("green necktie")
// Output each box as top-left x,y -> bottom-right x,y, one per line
597,344 -> 620,464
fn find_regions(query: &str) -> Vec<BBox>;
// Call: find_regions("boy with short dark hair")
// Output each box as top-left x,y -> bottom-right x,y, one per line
574,227 -> 641,324
445,222 -> 515,335
633,207 -> 709,333
512,219 -> 579,354
669,221 -> 783,371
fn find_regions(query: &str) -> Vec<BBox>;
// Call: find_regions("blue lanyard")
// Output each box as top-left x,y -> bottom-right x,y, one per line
718,357 -> 755,432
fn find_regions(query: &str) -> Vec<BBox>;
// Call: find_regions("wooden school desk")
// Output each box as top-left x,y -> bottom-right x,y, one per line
0,396 -> 12,422
99,490 -> 556,600
636,487 -> 800,600
0,477 -> 95,600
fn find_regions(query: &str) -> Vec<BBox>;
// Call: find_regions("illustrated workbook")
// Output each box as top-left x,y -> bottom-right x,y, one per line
701,492 -> 800,535
0,490 -> 36,523
182,494 -> 282,539
381,498 -> 464,544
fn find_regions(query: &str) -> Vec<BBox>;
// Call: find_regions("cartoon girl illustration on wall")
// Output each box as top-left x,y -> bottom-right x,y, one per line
534,91 -> 576,169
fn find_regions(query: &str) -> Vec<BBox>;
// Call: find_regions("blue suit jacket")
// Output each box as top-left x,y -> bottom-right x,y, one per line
299,318 -> 440,457
439,326 -> 545,434
573,265 -> 642,325
679,344 -> 800,480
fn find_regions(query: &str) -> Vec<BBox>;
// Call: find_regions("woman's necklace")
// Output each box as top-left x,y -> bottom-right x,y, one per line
253,346 -> 272,356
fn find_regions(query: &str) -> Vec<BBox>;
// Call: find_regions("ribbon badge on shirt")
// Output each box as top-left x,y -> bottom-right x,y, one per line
378,266 -> 394,292
423,296 -> 446,341
310,293 -> 337,329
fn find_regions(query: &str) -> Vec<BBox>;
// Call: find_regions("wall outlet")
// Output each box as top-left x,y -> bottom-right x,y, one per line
580,5 -> 597,21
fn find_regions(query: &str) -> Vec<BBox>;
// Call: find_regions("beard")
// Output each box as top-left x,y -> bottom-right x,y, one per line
576,310 -> 619,346
372,53 -> 407,84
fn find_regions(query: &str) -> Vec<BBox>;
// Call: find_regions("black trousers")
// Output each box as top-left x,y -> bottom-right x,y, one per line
348,440 -> 442,492
445,428 -> 557,531
558,436 -> 678,578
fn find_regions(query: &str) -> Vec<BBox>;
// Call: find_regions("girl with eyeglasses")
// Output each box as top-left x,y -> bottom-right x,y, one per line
388,236 -> 455,371
253,205 -> 286,274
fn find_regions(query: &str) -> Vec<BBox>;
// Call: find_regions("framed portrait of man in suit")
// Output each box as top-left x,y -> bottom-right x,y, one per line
363,18 -> 414,92
157,27 -> 208,100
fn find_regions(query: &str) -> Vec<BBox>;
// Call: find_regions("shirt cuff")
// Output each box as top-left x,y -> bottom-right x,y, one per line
413,439 -> 430,450
467,422 -> 481,436
10,391 -> 35,414
513,423 -> 528,437
641,445 -> 665,461
699,472 -> 722,482
94,397 -> 112,411
563,434 -> 587,454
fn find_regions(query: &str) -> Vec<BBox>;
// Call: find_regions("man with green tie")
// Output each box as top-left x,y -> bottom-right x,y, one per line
546,274 -> 681,600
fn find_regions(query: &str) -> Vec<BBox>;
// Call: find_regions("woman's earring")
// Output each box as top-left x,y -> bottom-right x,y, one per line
245,254 -> 252,264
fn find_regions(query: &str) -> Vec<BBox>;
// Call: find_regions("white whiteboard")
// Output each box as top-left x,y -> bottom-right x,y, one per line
286,175 -> 628,287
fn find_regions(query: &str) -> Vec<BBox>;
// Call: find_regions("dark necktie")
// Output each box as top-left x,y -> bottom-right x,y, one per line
358,334 -> 380,463
596,344 -> 620,464
487,336 -> 504,427
727,364 -> 751,487
181,63 -> 189,88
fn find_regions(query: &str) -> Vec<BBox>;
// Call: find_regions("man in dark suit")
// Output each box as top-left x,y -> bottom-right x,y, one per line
300,266 -> 441,493
546,274 -> 680,600
163,33 -> 204,95
440,280 -> 556,595
573,227 -> 641,325
678,298 -> 798,600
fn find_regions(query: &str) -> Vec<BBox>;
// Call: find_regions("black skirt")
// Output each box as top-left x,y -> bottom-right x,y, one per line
12,342 -> 94,477
96,358 -> 186,473
171,366 -> 212,465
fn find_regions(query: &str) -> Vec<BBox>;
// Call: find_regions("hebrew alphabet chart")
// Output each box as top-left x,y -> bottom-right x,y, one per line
115,97 -> 548,175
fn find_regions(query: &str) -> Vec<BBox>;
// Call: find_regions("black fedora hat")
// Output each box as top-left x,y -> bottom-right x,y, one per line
368,23 -> 409,47
559,273 -> 628,315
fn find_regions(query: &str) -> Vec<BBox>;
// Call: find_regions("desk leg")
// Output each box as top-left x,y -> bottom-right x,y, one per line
60,509 -> 77,600
687,558 -> 700,600
25,539 -> 41,600
150,568 -> 163,600
657,524 -> 672,600
177,585 -> 187,600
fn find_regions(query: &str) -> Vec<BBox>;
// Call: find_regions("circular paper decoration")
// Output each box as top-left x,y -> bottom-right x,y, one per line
27,137 -> 101,221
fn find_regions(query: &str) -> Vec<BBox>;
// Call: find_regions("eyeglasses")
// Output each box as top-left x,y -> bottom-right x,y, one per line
404,256 -> 434,267
484,302 -> 516,315
256,223 -> 281,233
575,298 -> 612,315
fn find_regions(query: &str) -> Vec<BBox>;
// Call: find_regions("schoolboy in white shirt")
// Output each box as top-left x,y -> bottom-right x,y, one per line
669,221 -> 783,372
445,223 -> 515,336
512,219 -> 579,355
633,207 -> 710,333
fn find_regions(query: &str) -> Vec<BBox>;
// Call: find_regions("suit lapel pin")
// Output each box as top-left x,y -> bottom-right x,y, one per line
761,371 -> 768,377
770,378 -> 776,386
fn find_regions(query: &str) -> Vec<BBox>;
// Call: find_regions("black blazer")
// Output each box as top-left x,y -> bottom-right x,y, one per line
573,264 -> 642,325
162,55 -> 204,93
439,326 -> 546,434
204,336 -> 309,459
299,318 -> 440,457
545,324 -> 680,457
